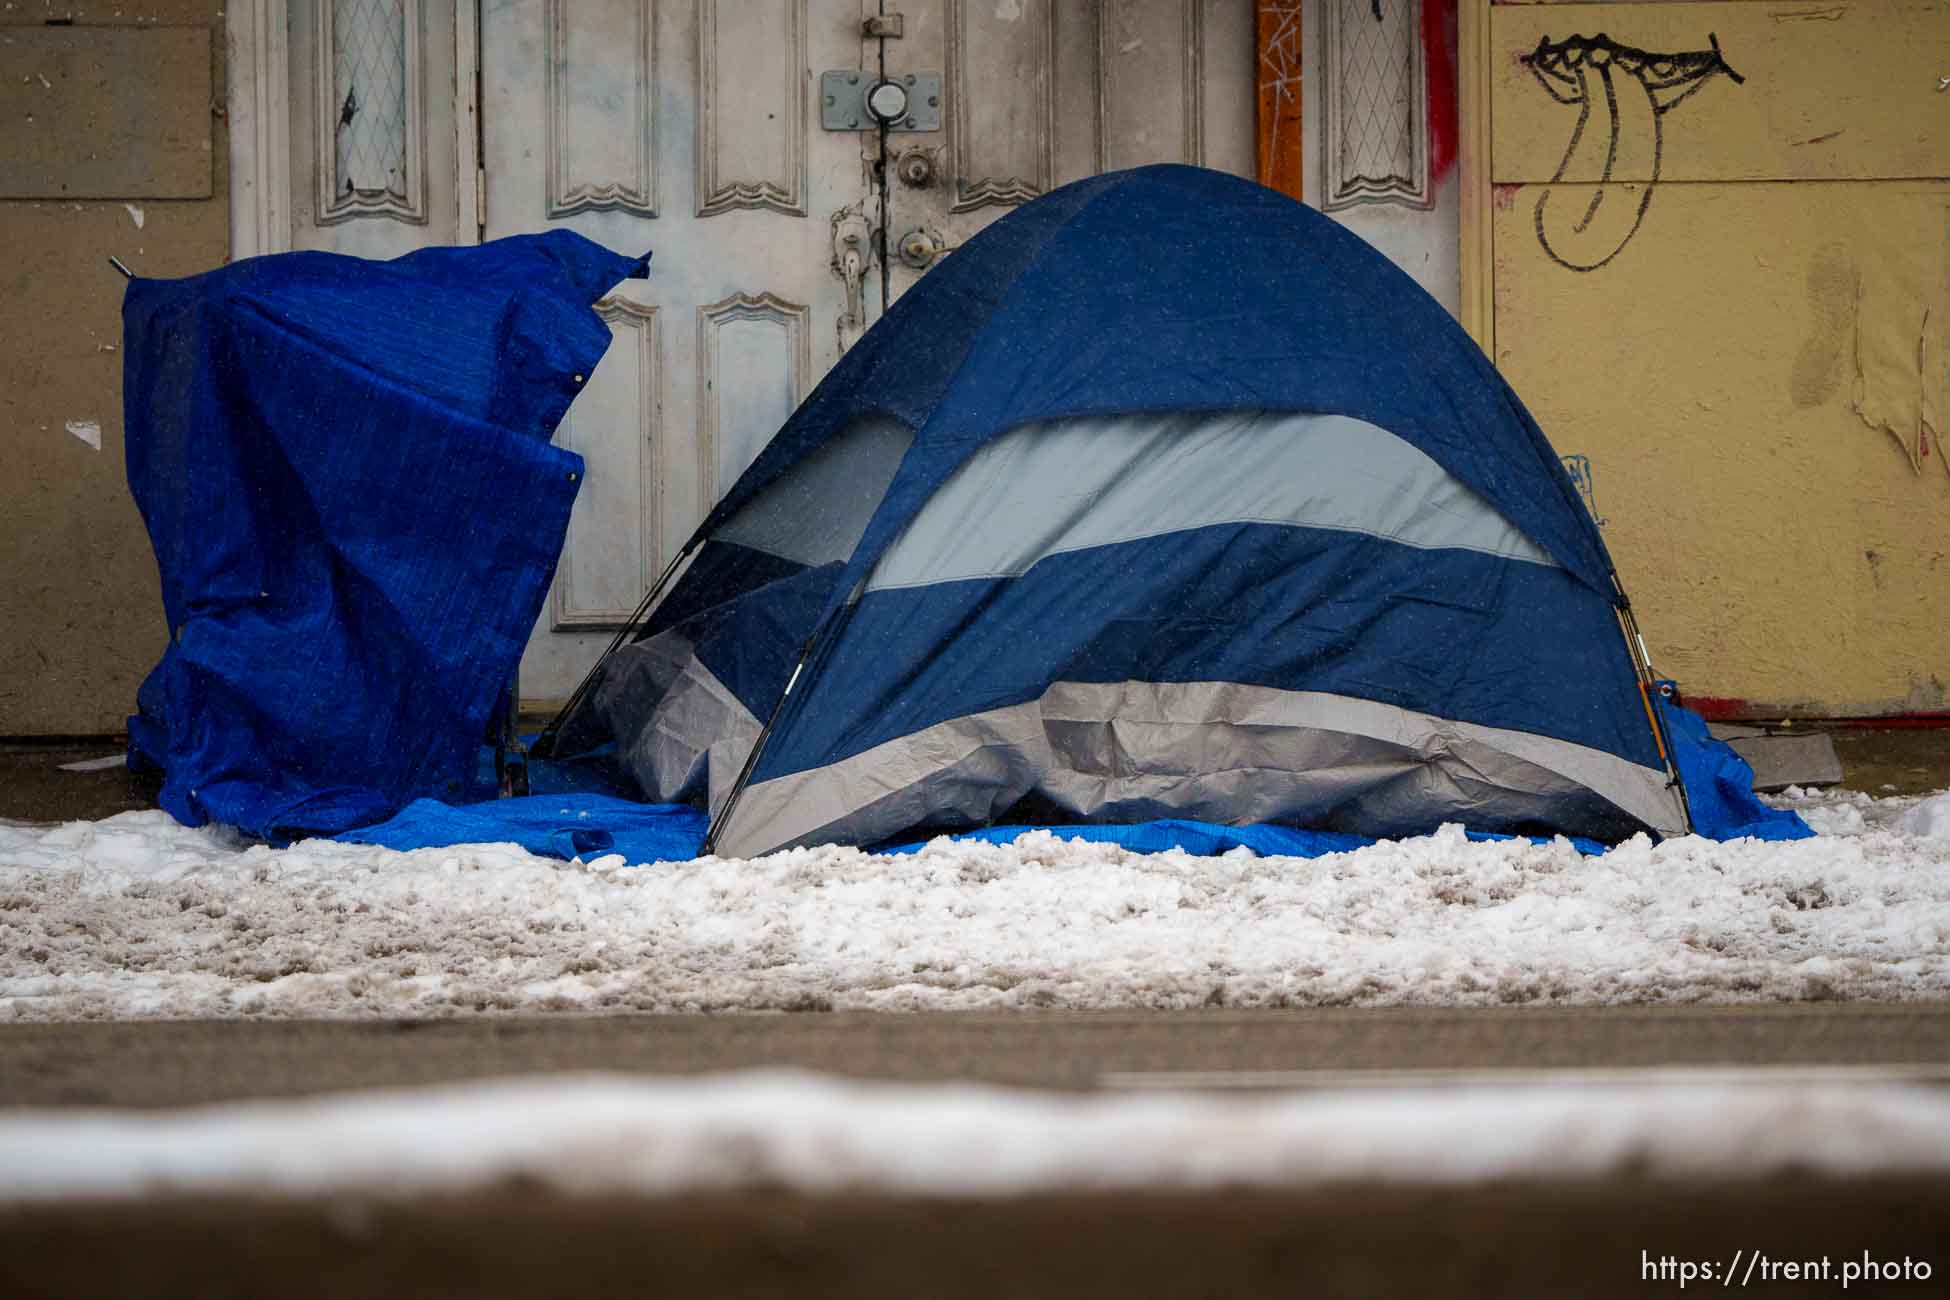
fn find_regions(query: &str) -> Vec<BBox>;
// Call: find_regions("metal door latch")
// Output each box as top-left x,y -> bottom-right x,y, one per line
821,70 -> 941,131
896,226 -> 954,269
895,146 -> 938,188
831,207 -> 877,330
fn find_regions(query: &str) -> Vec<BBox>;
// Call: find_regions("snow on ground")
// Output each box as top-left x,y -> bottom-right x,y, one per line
1,787 -> 1946,1020
3,1070 -> 1949,1201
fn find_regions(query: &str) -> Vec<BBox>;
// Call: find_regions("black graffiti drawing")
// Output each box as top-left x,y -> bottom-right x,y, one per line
1521,32 -> 1744,272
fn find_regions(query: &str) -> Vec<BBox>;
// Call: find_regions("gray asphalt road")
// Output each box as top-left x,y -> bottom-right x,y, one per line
7,1003 -> 1950,1107
7,1008 -> 1950,1297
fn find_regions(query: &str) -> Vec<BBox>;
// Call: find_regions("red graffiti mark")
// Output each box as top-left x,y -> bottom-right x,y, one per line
1684,694 -> 1950,728
1423,0 -> 1459,184
1492,183 -> 1521,211
1683,695 -> 1753,722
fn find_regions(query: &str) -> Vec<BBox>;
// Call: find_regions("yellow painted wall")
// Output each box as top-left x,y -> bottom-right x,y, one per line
0,2 -> 228,735
1486,0 -> 1950,716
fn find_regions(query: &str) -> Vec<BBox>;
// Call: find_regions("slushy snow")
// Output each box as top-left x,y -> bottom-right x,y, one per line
1899,790 -> 1950,840
2,1070 -> 1949,1202
1,786 -> 1946,1020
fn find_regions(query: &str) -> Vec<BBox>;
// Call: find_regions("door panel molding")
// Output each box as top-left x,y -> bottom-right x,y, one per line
553,298 -> 664,631
1096,0 -> 1204,171
697,292 -> 811,499
312,0 -> 430,225
945,0 -> 1054,212
697,0 -> 808,216
546,0 -> 658,218
1318,0 -> 1431,212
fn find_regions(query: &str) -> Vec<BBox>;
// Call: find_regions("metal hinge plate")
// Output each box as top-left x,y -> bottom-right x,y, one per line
820,70 -> 941,132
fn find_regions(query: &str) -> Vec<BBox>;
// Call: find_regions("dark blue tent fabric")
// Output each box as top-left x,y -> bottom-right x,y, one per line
756,525 -> 1661,784
339,794 -> 708,864
123,232 -> 647,839
1656,694 -> 1814,842
705,166 -> 1610,595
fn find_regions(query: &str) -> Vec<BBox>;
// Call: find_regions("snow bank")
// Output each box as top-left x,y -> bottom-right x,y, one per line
2,787 -> 1947,1020
1900,791 -> 1950,841
2,1070 -> 1948,1202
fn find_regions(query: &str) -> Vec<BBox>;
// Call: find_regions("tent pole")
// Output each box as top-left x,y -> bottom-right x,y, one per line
699,634 -> 819,858
700,581 -> 863,856
1612,577 -> 1694,834
529,542 -> 694,761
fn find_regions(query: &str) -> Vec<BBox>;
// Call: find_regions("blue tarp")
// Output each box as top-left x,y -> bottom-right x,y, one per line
122,232 -> 647,840
339,794 -> 708,864
1657,691 -> 1814,842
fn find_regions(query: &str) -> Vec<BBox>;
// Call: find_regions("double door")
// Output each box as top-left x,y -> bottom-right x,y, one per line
290,1 -> 1255,702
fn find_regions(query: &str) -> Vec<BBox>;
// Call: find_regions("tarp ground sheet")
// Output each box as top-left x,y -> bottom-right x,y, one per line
340,698 -> 1810,862
123,232 -> 647,840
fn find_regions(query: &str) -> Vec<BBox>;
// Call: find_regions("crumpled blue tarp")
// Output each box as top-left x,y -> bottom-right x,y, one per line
122,232 -> 648,839
1656,692 -> 1814,842
337,794 -> 707,864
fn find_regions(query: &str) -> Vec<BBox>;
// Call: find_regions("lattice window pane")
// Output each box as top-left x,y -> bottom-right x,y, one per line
332,0 -> 408,200
1322,0 -> 1429,211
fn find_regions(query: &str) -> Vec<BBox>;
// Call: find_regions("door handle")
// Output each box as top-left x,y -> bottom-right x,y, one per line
831,206 -> 877,349
840,245 -> 865,322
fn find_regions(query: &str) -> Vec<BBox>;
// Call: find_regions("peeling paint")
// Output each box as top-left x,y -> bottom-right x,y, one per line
122,202 -> 143,229
1847,237 -> 1947,477
63,419 -> 100,451
1770,6 -> 1847,20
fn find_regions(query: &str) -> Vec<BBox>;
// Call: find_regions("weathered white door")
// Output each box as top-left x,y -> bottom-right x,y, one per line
485,1 -> 1254,704
483,1 -> 881,703
875,1 -> 1256,303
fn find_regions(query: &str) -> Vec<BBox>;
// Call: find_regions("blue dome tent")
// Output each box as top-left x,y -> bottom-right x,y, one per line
542,165 -> 1773,858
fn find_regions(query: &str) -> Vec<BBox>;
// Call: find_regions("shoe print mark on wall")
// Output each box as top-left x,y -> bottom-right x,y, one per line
1522,32 -> 1744,273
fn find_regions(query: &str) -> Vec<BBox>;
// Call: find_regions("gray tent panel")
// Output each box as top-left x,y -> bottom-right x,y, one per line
864,409 -> 1557,595
716,681 -> 1689,857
